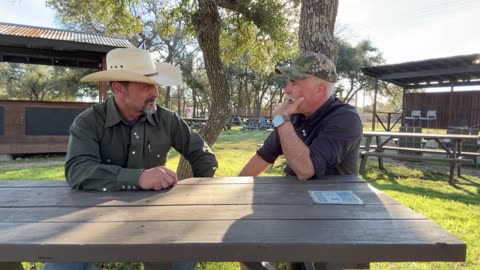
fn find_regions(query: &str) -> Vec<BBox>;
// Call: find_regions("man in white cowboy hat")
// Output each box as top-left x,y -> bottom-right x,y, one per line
42,47 -> 217,270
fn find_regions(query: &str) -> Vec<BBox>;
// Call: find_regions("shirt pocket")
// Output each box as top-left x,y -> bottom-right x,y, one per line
146,141 -> 171,168
100,143 -> 126,167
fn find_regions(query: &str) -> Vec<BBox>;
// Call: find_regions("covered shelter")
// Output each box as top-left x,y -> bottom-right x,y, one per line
0,22 -> 134,155
362,53 -> 480,130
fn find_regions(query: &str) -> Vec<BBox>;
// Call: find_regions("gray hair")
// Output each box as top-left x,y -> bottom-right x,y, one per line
325,81 -> 335,96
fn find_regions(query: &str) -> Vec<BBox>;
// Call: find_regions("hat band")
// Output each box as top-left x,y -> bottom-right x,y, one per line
145,72 -> 158,77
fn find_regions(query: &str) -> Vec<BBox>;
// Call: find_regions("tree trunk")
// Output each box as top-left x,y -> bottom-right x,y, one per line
165,86 -> 171,108
193,89 -> 197,118
177,86 -> 182,115
237,77 -> 243,116
177,0 -> 231,178
299,0 -> 339,60
245,79 -> 251,117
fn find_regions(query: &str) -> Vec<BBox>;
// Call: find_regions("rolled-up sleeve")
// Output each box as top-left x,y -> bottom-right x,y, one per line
256,129 -> 283,164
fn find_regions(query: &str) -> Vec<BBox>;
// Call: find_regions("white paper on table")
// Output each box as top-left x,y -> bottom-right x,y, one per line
308,190 -> 364,205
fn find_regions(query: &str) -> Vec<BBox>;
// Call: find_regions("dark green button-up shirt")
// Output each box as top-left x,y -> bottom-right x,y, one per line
65,97 -> 218,191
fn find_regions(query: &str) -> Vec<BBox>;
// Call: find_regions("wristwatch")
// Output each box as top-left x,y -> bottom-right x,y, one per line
272,115 -> 290,127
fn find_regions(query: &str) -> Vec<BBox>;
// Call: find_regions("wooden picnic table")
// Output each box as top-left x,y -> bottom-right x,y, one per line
360,131 -> 480,185
0,176 -> 466,270
375,111 -> 403,131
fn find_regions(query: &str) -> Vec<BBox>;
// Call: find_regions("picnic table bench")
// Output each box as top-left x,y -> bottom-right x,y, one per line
360,131 -> 480,185
0,176 -> 466,270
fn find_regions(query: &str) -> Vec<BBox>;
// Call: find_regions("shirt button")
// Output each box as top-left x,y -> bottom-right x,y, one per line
121,185 -> 125,189
132,151 -> 136,155
127,185 -> 131,189
135,135 -> 140,139
106,159 -> 111,163
102,188 -> 107,192
134,132 -> 137,136
157,154 -> 160,158
132,186 -> 137,190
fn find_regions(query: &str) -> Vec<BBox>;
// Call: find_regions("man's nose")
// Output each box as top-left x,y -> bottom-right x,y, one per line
149,86 -> 159,97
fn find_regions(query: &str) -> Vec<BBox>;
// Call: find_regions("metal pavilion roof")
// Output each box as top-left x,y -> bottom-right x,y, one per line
0,22 -> 133,49
0,22 -> 134,69
362,53 -> 480,89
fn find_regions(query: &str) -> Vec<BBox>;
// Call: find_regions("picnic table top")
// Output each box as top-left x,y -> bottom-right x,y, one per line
363,131 -> 478,140
0,176 -> 466,263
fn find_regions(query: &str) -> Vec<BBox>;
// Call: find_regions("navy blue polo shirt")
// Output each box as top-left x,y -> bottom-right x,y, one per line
257,96 -> 362,177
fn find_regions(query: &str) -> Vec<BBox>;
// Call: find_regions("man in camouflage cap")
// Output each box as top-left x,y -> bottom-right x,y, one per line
238,51 -> 362,270
239,51 -> 362,181
275,51 -> 338,83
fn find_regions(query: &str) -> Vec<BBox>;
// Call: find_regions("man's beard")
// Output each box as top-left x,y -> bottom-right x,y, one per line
143,97 -> 157,115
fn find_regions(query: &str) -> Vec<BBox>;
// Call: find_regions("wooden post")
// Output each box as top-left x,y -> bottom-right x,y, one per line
401,88 -> 406,126
98,56 -> 108,102
448,82 -> 454,127
371,79 -> 378,131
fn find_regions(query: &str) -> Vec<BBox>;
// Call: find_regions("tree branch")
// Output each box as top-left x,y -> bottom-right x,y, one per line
214,0 -> 264,29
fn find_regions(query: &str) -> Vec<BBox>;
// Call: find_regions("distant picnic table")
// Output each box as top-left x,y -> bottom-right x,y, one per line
0,176 -> 465,270
360,131 -> 480,185
183,117 -> 208,129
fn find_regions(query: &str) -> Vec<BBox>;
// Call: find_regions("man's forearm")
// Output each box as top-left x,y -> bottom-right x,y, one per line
238,154 -> 271,176
277,122 -> 314,180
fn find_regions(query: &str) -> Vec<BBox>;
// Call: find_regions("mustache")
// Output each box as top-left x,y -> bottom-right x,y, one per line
145,97 -> 157,104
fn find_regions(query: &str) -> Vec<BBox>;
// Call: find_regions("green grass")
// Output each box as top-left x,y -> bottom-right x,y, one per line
2,128 -> 480,269
362,160 -> 480,270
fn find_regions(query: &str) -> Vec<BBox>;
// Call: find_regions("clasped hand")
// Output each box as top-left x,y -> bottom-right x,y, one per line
138,166 -> 178,190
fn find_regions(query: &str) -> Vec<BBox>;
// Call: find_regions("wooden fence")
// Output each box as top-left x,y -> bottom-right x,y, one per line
404,90 -> 480,129
0,100 -> 93,154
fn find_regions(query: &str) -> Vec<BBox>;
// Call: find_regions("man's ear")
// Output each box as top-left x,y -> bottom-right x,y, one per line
315,80 -> 327,97
111,81 -> 125,95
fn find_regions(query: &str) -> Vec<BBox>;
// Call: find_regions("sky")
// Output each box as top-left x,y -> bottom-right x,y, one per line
1,0 -> 479,64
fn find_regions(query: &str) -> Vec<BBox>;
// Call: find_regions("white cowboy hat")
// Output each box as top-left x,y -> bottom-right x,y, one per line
81,47 -> 182,86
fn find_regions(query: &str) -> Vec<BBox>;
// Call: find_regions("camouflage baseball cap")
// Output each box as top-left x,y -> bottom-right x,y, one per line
275,52 -> 337,83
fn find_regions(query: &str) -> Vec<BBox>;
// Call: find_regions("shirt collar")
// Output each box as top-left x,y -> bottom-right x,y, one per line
307,95 -> 335,120
146,112 -> 157,126
104,97 -> 157,128
105,97 -> 124,128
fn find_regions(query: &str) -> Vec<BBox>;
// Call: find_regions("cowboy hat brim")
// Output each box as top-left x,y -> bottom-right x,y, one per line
81,62 -> 182,86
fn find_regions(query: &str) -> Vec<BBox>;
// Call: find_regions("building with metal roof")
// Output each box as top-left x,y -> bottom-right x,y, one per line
0,22 -> 136,156
362,53 -> 480,130
0,22 -> 134,69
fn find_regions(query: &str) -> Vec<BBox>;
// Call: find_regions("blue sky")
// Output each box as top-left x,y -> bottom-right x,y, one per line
1,0 -> 479,64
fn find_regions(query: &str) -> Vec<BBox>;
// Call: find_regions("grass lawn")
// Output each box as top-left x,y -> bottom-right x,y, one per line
1,127 -> 479,270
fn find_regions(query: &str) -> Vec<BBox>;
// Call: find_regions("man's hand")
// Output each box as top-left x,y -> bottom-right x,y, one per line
273,97 -> 304,116
138,166 -> 178,190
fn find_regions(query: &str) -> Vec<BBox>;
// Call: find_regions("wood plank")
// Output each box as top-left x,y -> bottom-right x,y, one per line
0,204 -> 425,223
363,131 -> 477,140
0,176 -> 366,188
360,151 -> 473,163
0,183 -> 400,207
360,145 -> 480,156
0,220 -> 465,262
179,176 -> 366,185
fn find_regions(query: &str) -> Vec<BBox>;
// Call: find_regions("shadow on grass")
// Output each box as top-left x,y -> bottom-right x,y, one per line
361,160 -> 480,206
